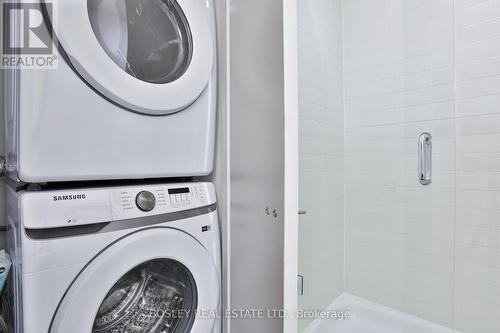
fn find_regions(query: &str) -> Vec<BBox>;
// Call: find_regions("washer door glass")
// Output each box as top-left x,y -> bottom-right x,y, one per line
92,259 -> 197,333
88,0 -> 193,84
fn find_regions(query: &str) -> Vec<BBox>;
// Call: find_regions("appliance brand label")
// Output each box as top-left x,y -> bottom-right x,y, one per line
53,194 -> 86,202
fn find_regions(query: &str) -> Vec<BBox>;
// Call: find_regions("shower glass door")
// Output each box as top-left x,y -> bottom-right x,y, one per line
297,0 -> 500,332
297,0 -> 346,331
342,0 -> 457,329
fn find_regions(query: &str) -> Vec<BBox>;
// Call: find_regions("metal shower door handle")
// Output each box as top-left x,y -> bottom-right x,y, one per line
419,132 -> 432,186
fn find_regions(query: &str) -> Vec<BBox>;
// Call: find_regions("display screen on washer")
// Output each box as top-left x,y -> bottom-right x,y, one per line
168,188 -> 190,195
92,259 -> 197,333
88,0 -> 193,84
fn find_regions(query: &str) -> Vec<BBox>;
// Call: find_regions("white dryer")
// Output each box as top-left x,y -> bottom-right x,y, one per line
5,0 -> 217,182
6,182 -> 221,333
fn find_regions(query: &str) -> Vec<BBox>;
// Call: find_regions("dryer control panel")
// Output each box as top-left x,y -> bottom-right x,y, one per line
21,182 -> 216,230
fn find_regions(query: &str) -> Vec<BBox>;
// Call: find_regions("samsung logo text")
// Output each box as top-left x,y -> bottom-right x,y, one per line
53,194 -> 86,202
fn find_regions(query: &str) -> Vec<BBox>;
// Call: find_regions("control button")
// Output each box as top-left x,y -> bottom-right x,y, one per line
135,191 -> 156,212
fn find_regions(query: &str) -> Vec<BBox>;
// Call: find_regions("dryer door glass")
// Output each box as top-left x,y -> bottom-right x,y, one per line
88,0 -> 193,84
92,259 -> 197,333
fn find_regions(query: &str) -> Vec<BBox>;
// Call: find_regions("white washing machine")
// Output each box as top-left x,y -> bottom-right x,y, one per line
6,182 -> 221,333
5,0 -> 217,183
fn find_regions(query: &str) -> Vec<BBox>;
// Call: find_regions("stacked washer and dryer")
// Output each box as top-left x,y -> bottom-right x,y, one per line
4,1 -> 221,332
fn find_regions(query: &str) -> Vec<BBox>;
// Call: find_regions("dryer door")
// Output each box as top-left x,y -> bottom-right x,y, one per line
44,0 -> 214,115
49,228 -> 220,333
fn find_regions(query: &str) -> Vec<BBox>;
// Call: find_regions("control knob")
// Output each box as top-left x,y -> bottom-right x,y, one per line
135,191 -> 156,212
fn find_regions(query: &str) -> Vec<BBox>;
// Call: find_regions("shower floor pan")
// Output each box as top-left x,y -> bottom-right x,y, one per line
301,294 -> 461,333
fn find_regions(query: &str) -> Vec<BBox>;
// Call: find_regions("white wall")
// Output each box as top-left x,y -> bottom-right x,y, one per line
454,1 -> 500,331
297,0 -> 344,330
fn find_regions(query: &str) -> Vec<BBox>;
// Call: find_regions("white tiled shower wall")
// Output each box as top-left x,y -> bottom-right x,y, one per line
343,0 -> 457,327
298,0 -> 344,331
300,0 -> 500,332
454,0 -> 500,331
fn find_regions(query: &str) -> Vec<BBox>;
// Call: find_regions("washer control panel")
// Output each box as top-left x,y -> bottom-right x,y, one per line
112,183 -> 214,220
20,182 -> 216,230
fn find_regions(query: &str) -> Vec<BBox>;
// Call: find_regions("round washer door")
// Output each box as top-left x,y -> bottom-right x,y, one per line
48,0 -> 214,115
50,228 -> 220,333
